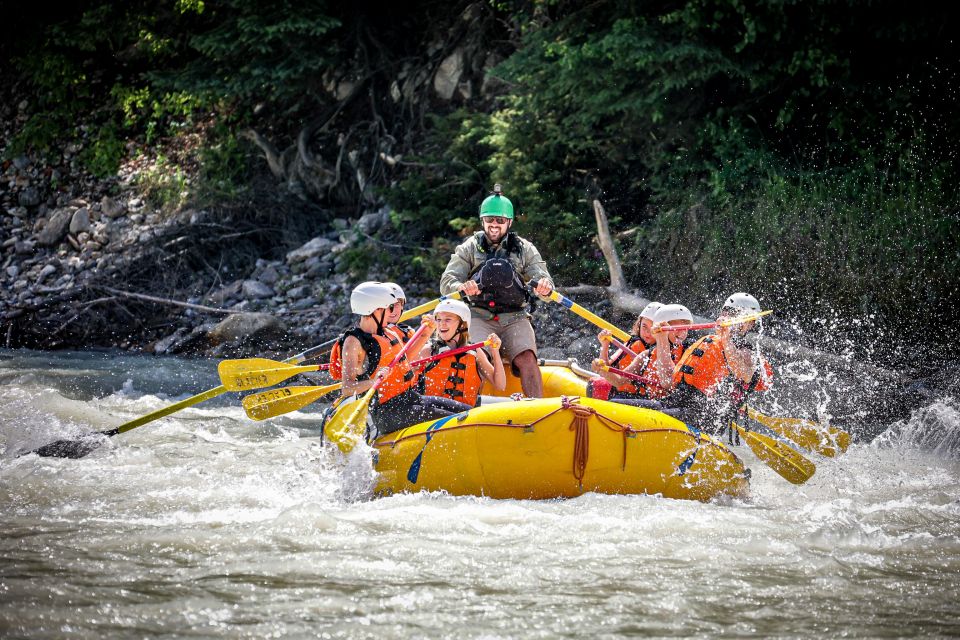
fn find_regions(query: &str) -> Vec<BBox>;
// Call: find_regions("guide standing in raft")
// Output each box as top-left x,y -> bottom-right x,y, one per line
440,184 -> 554,398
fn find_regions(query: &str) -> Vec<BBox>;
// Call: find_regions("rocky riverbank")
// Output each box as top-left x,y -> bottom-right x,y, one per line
0,109 -> 601,362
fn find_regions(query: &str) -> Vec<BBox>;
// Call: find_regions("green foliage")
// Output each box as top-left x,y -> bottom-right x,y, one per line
180,0 -> 341,109
137,154 -> 189,213
79,123 -> 126,177
196,124 -> 253,202
634,148 -> 958,330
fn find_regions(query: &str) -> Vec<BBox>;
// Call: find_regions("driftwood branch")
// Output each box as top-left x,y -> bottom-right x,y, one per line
593,199 -> 627,290
572,198 -> 654,315
101,287 -> 240,315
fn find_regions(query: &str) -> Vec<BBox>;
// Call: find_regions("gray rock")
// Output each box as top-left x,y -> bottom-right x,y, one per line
206,280 -> 244,306
36,208 -> 73,246
6,266 -> 18,278
242,279 -> 275,299
207,312 -> 287,344
37,264 -> 56,281
286,285 -> 312,299
286,236 -> 336,264
434,48 -> 465,100
152,327 -> 190,355
257,265 -> 280,285
291,297 -> 318,311
69,208 -> 91,234
101,195 -> 126,219
356,208 -> 391,234
18,187 -> 41,207
7,206 -> 28,218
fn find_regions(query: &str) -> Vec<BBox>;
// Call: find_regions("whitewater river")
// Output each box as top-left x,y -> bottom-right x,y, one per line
1,349 -> 958,638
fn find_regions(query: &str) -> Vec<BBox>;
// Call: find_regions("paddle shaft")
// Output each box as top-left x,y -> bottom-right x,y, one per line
599,334 -> 648,369
548,291 -> 631,341
600,364 -> 658,388
398,291 -> 461,323
656,310 -> 773,332
409,340 -> 490,369
109,338 -> 339,436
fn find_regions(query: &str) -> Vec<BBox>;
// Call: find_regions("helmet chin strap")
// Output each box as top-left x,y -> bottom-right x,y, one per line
373,309 -> 388,335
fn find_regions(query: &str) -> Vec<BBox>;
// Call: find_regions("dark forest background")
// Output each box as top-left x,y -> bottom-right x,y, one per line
2,1 -> 958,362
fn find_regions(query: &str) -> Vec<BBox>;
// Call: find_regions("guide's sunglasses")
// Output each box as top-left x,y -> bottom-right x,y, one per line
388,301 -> 405,311
482,216 -> 510,225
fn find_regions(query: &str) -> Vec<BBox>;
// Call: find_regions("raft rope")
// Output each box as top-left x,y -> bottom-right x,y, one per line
565,399 -> 593,487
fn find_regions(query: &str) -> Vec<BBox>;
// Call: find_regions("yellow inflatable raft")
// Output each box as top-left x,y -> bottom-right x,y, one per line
366,396 -> 749,502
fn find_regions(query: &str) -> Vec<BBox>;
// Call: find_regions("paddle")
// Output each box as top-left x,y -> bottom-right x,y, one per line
402,291 -> 462,321
409,338 -> 493,369
27,293 -> 457,459
731,421 -> 815,484
546,290 -> 631,341
595,363 -> 658,388
655,310 -> 774,332
746,406 -> 850,457
241,383 -> 342,420
218,358 -> 330,391
325,321 -> 433,454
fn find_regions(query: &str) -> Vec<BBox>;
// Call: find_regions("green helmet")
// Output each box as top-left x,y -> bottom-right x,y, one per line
479,183 -> 514,219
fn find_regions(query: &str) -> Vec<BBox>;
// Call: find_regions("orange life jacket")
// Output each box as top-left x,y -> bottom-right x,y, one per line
607,336 -> 649,394
420,342 -> 483,406
370,331 -> 419,404
628,340 -> 688,399
672,335 -> 772,397
328,328 -> 374,381
328,323 -> 416,380
331,328 -> 418,403
388,323 -> 416,343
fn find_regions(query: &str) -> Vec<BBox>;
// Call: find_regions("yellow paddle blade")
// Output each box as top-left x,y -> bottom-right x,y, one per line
324,387 -> 376,454
746,407 -> 850,457
218,358 -> 321,391
733,422 -> 815,485
717,309 -> 774,327
241,383 -> 341,421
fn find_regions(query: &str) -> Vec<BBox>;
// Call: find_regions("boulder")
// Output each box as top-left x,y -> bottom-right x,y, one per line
36,208 -> 73,246
242,279 -> 275,299
18,187 -> 41,207
101,195 -> 127,219
356,208 -> 390,234
286,236 -> 336,264
207,312 -> 287,345
69,208 -> 91,234
434,48 -> 465,100
206,280 -> 244,306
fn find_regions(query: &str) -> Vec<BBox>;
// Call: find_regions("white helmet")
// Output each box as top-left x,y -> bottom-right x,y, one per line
722,292 -> 761,315
350,281 -> 396,316
434,298 -> 471,325
383,282 -> 406,302
639,301 -> 662,321
655,303 -> 693,324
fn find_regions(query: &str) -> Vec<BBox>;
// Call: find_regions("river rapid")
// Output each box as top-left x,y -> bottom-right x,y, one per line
1,349 -> 958,639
